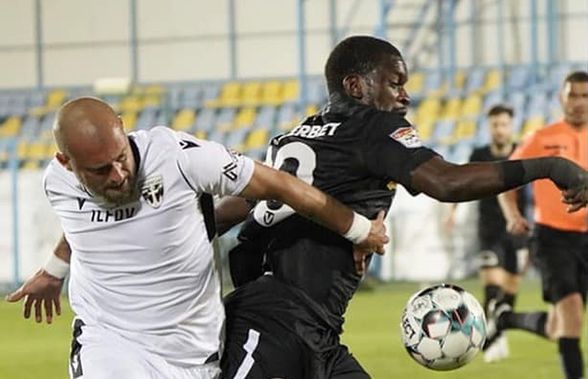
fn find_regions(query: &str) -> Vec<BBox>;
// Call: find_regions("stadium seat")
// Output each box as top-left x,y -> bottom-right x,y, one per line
482,69 -> 502,93
432,120 -> 456,145
171,108 -> 196,132
216,108 -> 237,131
46,89 -> 68,109
464,68 -> 485,94
194,108 -> 216,133
234,107 -> 257,129
507,66 -> 530,90
261,81 -> 285,106
208,82 -> 241,108
283,80 -> 299,103
136,108 -> 158,130
244,128 -> 269,152
241,81 -> 263,107
416,97 -> 441,123
424,70 -> 445,96
277,103 -> 298,131
525,92 -> 548,118
405,71 -> 425,98
254,106 -> 277,131
482,90 -> 504,112
121,111 -> 137,131
440,98 -> 462,120
521,116 -> 544,137
454,119 -> 477,141
119,95 -> 144,113
461,94 -> 482,119
0,116 -> 22,138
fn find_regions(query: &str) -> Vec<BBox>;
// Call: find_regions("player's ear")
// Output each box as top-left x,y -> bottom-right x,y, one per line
342,74 -> 365,100
55,151 -> 73,171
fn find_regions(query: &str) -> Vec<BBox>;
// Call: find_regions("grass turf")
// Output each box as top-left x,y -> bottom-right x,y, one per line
0,279 -> 565,378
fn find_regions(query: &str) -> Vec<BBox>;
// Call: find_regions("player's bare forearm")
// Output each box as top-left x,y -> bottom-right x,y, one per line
215,196 -> 254,236
497,190 -> 521,220
54,234 -> 71,263
412,155 -> 588,204
240,162 -> 354,235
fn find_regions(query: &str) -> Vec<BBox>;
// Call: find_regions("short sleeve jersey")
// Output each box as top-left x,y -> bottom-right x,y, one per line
43,126 -> 254,366
237,105 -> 437,330
510,121 -> 588,232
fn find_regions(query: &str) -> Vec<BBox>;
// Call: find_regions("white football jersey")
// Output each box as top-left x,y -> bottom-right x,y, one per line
43,126 -> 255,367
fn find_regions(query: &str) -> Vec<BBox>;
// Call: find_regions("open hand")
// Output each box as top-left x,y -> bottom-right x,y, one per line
5,269 -> 64,324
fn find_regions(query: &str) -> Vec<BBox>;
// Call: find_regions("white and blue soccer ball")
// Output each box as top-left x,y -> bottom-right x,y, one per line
400,284 -> 487,371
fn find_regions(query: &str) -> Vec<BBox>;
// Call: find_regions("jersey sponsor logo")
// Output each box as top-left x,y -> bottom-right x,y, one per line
389,127 -> 423,148
179,139 -> 199,150
141,175 -> 164,208
90,207 -> 137,222
286,122 -> 340,139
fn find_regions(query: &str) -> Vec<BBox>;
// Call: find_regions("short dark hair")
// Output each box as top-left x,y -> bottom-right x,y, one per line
564,70 -> 588,84
325,35 -> 403,95
487,104 -> 514,118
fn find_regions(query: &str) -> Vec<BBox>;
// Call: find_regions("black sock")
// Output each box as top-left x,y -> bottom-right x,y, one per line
484,284 -> 502,314
502,292 -> 516,309
499,311 -> 548,339
558,337 -> 583,379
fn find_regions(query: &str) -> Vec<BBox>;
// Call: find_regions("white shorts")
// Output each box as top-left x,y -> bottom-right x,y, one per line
69,320 -> 220,379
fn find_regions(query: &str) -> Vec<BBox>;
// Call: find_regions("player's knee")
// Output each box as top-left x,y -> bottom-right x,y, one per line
556,293 -> 584,334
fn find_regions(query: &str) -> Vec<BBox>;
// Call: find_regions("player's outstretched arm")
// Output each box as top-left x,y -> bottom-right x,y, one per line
239,162 -> 389,253
411,155 -> 588,209
214,196 -> 254,236
5,234 -> 70,324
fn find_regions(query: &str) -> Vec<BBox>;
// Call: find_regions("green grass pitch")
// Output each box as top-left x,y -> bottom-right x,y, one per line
0,279 -> 566,378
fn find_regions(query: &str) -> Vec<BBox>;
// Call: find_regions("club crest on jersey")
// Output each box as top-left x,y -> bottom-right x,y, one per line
141,175 -> 164,208
389,127 -> 423,148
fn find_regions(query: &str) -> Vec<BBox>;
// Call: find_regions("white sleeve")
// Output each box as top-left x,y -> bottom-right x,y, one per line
175,132 -> 255,196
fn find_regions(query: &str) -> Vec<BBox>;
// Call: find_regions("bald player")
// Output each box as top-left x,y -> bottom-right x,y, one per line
6,97 -> 388,379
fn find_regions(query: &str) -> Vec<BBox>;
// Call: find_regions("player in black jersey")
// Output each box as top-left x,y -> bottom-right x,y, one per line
219,36 -> 588,379
445,104 -> 528,362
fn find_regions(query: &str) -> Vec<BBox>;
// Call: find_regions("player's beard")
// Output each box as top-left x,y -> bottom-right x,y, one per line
84,176 -> 140,208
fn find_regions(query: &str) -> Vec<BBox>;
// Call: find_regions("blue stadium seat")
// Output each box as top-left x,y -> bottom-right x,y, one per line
464,68 -> 485,94
254,106 -> 277,131
507,66 -> 530,90
136,108 -> 158,130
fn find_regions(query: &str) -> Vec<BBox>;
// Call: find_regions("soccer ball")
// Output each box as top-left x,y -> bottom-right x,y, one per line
400,284 -> 487,371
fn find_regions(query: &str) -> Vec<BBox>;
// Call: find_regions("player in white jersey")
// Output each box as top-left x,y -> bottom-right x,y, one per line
6,97 -> 388,379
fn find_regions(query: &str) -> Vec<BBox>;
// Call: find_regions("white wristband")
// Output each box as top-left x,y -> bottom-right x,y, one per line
343,212 -> 372,244
43,254 -> 70,279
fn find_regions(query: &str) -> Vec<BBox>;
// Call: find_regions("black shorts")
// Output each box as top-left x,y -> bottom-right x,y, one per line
479,233 -> 526,274
531,224 -> 588,304
221,276 -> 369,379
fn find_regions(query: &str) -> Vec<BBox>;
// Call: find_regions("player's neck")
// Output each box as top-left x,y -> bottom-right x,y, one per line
490,142 -> 513,157
564,119 -> 587,131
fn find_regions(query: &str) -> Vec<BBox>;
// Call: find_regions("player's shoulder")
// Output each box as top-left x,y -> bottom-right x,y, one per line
43,159 -> 81,197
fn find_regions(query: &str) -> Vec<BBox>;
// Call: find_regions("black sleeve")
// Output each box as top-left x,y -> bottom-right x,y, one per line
468,148 -> 481,163
363,111 -> 438,195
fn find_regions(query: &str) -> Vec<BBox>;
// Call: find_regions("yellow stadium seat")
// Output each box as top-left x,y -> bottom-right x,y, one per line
119,95 -> 144,113
16,141 -> 29,161
235,108 -> 257,129
454,119 -> 477,139
207,82 -> 242,108
45,143 -> 58,159
305,104 -> 318,116
121,111 -> 137,131
47,89 -> 68,108
440,98 -> 462,120
245,129 -> 269,151
144,85 -> 164,95
416,98 -> 441,123
416,118 -> 435,141
283,80 -> 299,103
453,70 -> 466,90
261,81 -> 284,105
461,94 -> 482,118
521,116 -> 544,137
172,109 -> 196,131
27,142 -> 47,161
241,82 -> 263,107
22,160 -> 40,170
143,94 -> 161,108
194,130 -> 207,140
0,116 -> 22,138
482,69 -> 502,93
405,72 -> 425,95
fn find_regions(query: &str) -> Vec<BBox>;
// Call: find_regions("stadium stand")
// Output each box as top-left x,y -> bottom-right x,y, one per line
0,64 -> 584,169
